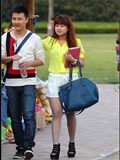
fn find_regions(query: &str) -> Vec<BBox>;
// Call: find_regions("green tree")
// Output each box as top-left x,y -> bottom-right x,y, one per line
1,0 -> 25,22
1,0 -> 119,22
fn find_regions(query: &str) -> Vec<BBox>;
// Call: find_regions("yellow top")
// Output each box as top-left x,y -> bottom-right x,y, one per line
1,64 -> 4,69
42,36 -> 85,73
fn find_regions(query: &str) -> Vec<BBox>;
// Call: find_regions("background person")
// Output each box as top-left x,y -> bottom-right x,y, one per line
1,6 -> 45,160
47,17 -> 54,36
4,22 -> 14,33
42,14 -> 85,160
115,37 -> 120,73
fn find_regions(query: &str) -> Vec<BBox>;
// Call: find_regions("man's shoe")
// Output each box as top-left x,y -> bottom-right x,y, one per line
13,147 -> 24,159
24,147 -> 34,160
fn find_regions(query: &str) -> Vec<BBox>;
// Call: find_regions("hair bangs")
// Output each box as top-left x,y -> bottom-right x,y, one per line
54,15 -> 68,26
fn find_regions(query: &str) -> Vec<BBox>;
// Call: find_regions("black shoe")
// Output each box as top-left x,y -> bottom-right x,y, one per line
67,142 -> 76,158
13,147 -> 24,159
50,143 -> 60,160
24,147 -> 34,160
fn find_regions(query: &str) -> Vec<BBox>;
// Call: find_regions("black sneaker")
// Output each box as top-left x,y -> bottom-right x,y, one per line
13,147 -> 24,159
24,147 -> 34,160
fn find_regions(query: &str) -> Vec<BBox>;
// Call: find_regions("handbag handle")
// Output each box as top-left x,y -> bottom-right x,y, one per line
68,60 -> 87,115
69,59 -> 83,81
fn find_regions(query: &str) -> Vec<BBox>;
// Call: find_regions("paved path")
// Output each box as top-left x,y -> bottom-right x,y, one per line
1,84 -> 119,160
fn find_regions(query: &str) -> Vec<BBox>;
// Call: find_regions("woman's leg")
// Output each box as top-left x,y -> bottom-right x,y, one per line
66,113 -> 76,142
48,97 -> 63,144
66,113 -> 77,157
49,97 -> 62,160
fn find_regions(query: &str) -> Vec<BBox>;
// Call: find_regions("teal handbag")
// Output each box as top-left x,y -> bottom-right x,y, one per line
58,60 -> 99,114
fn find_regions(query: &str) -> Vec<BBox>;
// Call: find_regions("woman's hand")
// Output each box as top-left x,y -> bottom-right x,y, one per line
64,52 -> 75,62
64,52 -> 85,67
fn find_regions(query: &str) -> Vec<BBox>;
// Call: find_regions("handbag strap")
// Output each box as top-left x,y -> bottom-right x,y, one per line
3,31 -> 33,82
68,59 -> 85,116
69,59 -> 82,81
14,31 -> 33,54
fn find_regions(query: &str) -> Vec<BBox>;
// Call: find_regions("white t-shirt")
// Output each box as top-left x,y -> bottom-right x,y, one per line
2,30 -> 45,86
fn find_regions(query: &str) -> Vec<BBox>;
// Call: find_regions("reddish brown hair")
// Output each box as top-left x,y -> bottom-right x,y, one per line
52,14 -> 77,47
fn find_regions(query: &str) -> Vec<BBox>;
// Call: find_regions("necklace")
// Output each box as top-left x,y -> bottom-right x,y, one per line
14,30 -> 27,39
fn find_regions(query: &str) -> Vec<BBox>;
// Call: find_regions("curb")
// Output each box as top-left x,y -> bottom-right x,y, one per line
92,148 -> 119,160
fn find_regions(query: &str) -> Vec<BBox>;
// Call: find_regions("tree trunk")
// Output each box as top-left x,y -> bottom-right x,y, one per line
48,0 -> 54,22
26,0 -> 35,32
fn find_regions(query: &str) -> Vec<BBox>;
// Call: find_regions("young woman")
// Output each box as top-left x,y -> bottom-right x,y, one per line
42,14 -> 85,160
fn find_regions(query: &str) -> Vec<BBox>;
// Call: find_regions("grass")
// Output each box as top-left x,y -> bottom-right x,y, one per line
73,22 -> 118,29
36,22 -> 118,33
79,34 -> 119,83
2,21 -> 118,29
36,33 -> 119,84
2,22 -> 118,33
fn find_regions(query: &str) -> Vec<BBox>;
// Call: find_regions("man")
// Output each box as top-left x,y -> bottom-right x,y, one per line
1,6 -> 45,160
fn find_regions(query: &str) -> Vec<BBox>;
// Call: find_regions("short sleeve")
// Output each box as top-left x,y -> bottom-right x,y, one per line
42,36 -> 54,51
76,38 -> 85,58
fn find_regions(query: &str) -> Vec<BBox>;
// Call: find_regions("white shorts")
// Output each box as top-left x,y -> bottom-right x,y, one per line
46,73 -> 78,97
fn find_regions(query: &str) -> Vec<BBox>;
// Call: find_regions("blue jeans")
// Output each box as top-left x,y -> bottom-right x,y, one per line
6,85 -> 36,148
1,83 -> 8,127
